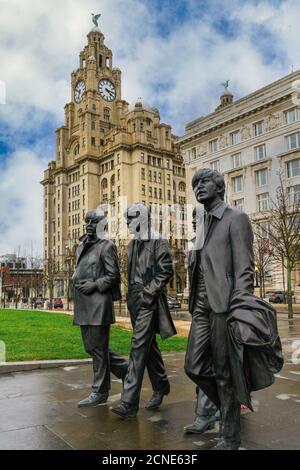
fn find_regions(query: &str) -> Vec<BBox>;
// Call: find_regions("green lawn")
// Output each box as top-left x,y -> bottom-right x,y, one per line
0,309 -> 187,362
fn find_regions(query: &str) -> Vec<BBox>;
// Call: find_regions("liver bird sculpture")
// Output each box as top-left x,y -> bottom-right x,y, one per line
221,80 -> 230,90
92,13 -> 101,27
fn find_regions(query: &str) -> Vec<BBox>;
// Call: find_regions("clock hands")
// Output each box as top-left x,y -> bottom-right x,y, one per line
105,88 -> 115,97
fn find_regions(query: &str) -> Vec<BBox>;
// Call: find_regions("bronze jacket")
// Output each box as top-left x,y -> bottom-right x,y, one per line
227,289 -> 284,409
72,236 -> 121,326
127,236 -> 176,339
189,202 -> 255,314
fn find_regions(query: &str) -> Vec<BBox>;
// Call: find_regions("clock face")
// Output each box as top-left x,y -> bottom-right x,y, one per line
99,79 -> 116,102
74,80 -> 86,103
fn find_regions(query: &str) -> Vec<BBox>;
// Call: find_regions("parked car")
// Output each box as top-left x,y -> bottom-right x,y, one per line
53,298 -> 64,309
167,296 -> 181,309
267,291 -> 285,304
35,298 -> 44,307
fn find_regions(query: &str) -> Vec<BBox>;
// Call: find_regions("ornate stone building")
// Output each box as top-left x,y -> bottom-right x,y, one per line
41,24 -> 187,301
177,71 -> 300,301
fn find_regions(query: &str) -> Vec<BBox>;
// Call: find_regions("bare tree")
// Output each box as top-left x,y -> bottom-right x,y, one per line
43,255 -> 59,310
261,173 -> 300,321
252,223 -> 274,299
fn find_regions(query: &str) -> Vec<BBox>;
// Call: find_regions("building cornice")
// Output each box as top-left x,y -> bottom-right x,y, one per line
177,71 -> 300,145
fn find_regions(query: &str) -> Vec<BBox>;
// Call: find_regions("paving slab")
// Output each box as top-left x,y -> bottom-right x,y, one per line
0,318 -> 299,450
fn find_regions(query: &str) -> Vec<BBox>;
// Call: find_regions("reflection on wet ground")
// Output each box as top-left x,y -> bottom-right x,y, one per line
0,316 -> 299,450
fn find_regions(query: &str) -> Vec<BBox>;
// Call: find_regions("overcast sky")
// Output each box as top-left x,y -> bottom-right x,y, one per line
0,0 -> 300,255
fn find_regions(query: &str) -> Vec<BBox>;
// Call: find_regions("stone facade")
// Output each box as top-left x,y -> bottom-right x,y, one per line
41,27 -> 187,300
177,71 -> 300,301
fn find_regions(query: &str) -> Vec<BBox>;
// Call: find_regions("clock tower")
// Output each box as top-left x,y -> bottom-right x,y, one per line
41,21 -> 187,303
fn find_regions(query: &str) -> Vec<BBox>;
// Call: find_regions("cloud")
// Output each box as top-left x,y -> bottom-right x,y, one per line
0,149 -> 47,255
1,0 -> 300,255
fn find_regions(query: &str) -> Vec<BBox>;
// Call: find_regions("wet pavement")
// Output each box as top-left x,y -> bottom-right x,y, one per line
0,316 -> 300,450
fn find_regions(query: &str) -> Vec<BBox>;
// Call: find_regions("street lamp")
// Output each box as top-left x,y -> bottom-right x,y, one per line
65,245 -> 71,312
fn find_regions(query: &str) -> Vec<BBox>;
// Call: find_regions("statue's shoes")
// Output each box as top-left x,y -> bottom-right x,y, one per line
78,392 -> 108,407
210,438 -> 240,450
111,402 -> 138,419
184,417 -> 216,434
145,389 -> 169,410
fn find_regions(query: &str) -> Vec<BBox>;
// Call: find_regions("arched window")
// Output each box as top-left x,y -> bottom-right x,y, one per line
179,182 -> 186,192
104,108 -> 110,122
101,178 -> 108,190
74,144 -> 80,156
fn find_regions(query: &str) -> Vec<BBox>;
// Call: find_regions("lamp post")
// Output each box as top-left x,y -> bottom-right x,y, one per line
65,245 -> 71,312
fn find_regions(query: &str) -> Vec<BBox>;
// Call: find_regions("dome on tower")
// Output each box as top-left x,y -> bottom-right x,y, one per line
90,26 -> 101,33
128,98 -> 149,112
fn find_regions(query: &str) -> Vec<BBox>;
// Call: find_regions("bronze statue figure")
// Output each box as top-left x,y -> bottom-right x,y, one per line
73,209 -> 128,407
112,203 -> 176,418
185,168 -> 283,450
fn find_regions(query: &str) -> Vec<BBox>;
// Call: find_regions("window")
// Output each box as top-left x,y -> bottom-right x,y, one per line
167,174 -> 171,185
159,188 -> 162,199
287,132 -> 300,151
255,144 -> 266,161
284,108 -> 298,125
149,171 -> 152,181
232,153 -> 241,168
149,187 -> 153,197
141,185 -> 145,195
258,221 -> 270,238
140,153 -> 144,163
153,172 -> 157,183
210,160 -> 220,171
147,131 -> 152,138
179,182 -> 186,192
166,159 -> 170,169
104,108 -> 110,122
209,139 -> 218,153
254,121 -> 264,136
91,137 -> 96,146
91,121 -> 96,130
255,169 -> 268,187
288,185 -> 300,204
158,173 -> 162,183
167,190 -> 171,200
191,148 -> 196,160
233,199 -> 244,211
74,144 -> 80,156
101,178 -> 108,190
257,193 -> 270,212
231,130 -> 241,145
232,175 -> 243,193
141,168 -> 145,180
287,158 -> 300,178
